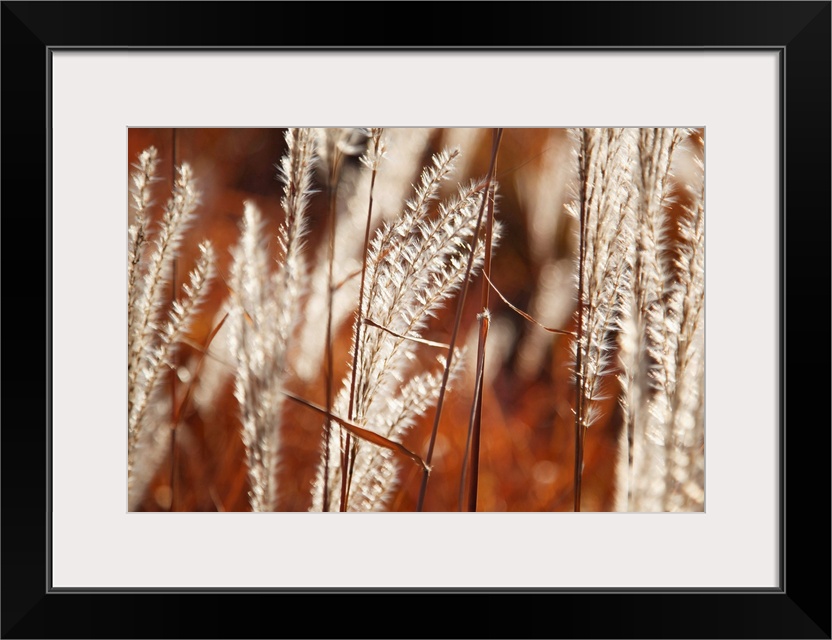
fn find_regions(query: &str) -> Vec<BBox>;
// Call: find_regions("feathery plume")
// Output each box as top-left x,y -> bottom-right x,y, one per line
128,157 -> 213,485
311,148 -> 495,511
127,146 -> 159,332
665,154 -> 705,511
294,128 -> 434,382
568,127 -> 639,511
618,128 -> 703,512
228,128 -> 316,512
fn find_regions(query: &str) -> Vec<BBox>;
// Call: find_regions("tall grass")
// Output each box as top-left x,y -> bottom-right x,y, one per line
226,128 -> 315,512
312,141 -> 496,511
127,127 -> 704,513
127,148 -> 215,509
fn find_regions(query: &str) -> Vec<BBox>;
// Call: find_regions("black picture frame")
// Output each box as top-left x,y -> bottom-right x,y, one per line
2,2 -> 829,638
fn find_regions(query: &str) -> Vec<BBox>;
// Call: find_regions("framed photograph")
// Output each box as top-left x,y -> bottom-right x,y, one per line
3,2 -> 829,637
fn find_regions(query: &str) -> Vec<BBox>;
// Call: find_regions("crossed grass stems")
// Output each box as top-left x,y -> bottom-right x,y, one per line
127,127 -> 705,513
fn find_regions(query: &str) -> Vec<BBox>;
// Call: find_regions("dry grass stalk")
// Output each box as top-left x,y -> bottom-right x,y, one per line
294,128 -> 434,384
568,128 -> 639,511
127,149 -> 215,504
311,146 -> 492,511
565,127 -> 705,512
459,128 -> 503,512
615,128 -> 705,512
226,128 -> 315,512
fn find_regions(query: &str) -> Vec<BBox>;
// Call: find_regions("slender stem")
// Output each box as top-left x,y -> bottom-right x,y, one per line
458,309 -> 488,511
417,128 -> 503,512
347,167 -> 377,421
342,131 -> 382,511
338,432 -> 350,512
345,438 -> 359,508
463,171 -> 499,512
169,127 -> 178,512
319,143 -> 351,513
573,131 -> 588,513
324,178 -> 337,513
